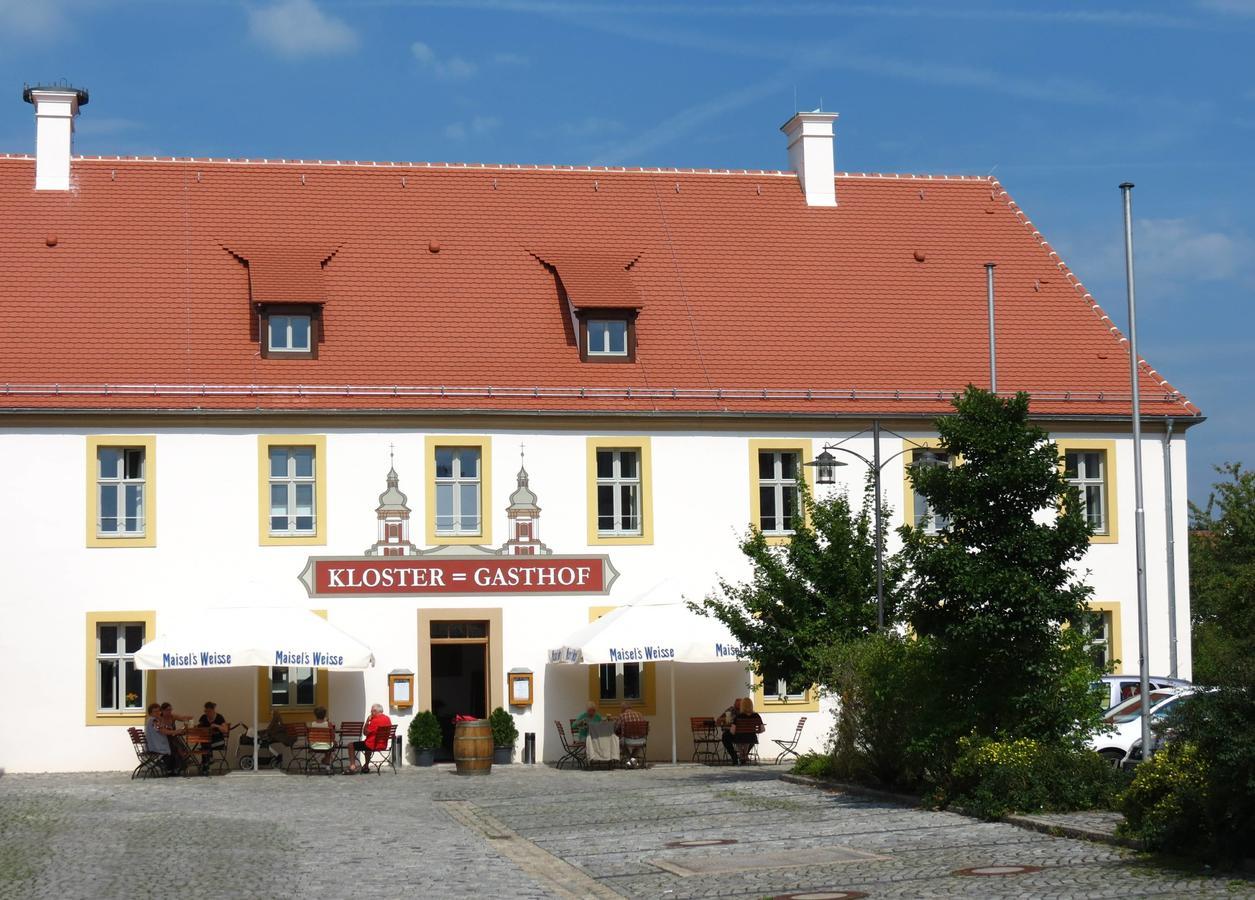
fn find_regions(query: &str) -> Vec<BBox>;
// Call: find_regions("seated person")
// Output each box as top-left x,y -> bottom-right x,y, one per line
260,708 -> 288,768
346,703 -> 391,774
730,697 -> 764,765
613,702 -> 645,736
573,703 -> 601,740
160,702 -> 192,771
144,703 -> 174,774
718,697 -> 742,762
307,706 -> 336,774
197,701 -> 229,774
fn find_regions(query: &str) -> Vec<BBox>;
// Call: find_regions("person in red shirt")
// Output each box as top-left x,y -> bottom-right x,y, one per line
346,703 -> 391,774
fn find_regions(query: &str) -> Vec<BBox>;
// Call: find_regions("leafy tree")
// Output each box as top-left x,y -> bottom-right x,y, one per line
697,478 -> 901,690
1189,462 -> 1255,689
899,386 -> 1102,752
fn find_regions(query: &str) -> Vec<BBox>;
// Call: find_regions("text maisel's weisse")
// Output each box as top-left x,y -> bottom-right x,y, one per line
159,650 -> 345,668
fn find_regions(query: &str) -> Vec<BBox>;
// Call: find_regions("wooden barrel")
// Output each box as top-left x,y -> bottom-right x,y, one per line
453,719 -> 493,776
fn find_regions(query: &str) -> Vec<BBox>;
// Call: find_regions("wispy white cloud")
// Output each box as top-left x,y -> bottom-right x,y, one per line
411,40 -> 478,79
0,0 -> 67,38
247,0 -> 360,59
443,115 -> 501,140
588,74 -> 793,166
1197,0 -> 1255,14
559,116 -> 626,139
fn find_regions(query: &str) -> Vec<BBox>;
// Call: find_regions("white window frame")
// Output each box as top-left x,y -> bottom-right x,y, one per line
96,621 -> 146,713
269,666 -> 317,708
586,318 -> 628,356
96,447 -> 146,537
598,662 -> 644,703
267,314 -> 312,353
760,665 -> 808,702
434,447 -> 482,536
758,450 -> 800,535
1084,609 -> 1113,670
1065,449 -> 1108,535
268,446 -> 317,536
595,449 -> 642,536
912,448 -> 951,535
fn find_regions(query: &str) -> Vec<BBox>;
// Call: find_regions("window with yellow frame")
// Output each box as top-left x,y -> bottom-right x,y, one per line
748,438 -> 814,545
425,435 -> 493,546
1082,600 -> 1123,674
258,435 -> 327,546
900,437 -> 954,533
586,437 -> 653,546
256,610 -> 330,720
1056,438 -> 1119,544
85,611 -> 156,725
753,663 -> 820,712
587,606 -> 657,715
86,435 -> 157,548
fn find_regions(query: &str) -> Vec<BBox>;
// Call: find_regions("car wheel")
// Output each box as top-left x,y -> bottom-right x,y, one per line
1098,748 -> 1124,768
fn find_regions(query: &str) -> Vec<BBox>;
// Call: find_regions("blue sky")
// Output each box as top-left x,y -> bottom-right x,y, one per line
0,0 -> 1250,505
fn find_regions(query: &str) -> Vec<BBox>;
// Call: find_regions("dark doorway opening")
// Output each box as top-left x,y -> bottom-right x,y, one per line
430,640 -> 488,759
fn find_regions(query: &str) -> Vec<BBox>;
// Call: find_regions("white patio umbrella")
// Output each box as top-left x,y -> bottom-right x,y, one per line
135,607 -> 375,773
548,598 -> 748,763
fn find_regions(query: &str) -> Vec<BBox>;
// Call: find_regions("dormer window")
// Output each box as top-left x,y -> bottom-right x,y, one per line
578,310 -> 636,363
259,305 -> 320,359
587,319 -> 628,356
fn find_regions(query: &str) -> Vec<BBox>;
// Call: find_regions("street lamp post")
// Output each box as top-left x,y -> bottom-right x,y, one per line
806,421 -> 948,629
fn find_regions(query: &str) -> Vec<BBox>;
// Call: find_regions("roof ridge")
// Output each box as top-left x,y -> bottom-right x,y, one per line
0,153 -> 995,182
988,178 -> 1199,416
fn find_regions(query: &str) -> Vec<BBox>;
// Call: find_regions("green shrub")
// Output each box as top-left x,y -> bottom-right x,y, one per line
489,707 -> 518,746
791,752 -> 838,779
817,631 -> 933,789
945,735 -> 1124,820
1119,742 -> 1211,855
407,710 -> 442,750
1119,687 -> 1255,863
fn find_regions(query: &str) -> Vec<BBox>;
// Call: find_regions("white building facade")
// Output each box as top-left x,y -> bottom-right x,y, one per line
0,90 -> 1199,772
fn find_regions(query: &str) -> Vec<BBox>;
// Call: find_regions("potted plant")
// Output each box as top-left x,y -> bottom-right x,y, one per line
408,710 -> 442,767
489,707 -> 518,765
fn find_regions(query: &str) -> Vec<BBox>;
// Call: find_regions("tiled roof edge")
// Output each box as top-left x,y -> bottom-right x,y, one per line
0,153 -> 995,182
989,179 -> 1199,416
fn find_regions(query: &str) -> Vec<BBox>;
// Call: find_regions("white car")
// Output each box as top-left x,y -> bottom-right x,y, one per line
1092,674 -> 1191,712
1088,688 -> 1194,766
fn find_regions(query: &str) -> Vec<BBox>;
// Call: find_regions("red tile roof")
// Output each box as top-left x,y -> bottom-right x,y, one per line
0,155 -> 1196,418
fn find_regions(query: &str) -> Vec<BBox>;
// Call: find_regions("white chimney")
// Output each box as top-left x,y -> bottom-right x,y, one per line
781,110 -> 838,207
23,84 -> 89,191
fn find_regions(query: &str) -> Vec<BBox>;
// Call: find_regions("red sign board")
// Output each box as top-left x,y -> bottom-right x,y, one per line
299,555 -> 618,598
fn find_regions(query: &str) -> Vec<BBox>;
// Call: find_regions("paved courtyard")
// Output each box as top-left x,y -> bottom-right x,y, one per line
1,765 -> 1250,899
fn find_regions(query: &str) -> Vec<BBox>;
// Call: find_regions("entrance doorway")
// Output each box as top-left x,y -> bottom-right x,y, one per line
429,620 -> 489,759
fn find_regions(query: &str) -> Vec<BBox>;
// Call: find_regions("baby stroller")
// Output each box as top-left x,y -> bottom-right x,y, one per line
236,725 -> 286,770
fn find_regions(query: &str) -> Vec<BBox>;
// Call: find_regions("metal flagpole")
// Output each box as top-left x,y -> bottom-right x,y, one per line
872,419 -> 884,629
1120,182 -> 1153,760
670,661 -> 677,765
986,263 -> 997,393
252,668 -> 259,774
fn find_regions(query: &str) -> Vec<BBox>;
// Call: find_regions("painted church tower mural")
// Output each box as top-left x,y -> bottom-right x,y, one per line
365,452 -> 419,557
497,450 -> 551,556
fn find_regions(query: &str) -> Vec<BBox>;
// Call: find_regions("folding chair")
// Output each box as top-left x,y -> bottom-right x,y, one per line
362,724 -> 398,775
553,720 -> 586,770
690,717 -> 720,763
773,717 -> 807,765
732,715 -> 766,765
305,725 -> 339,775
127,727 -> 166,779
284,723 -> 310,773
173,728 -> 211,776
337,720 -> 364,770
619,719 -> 649,769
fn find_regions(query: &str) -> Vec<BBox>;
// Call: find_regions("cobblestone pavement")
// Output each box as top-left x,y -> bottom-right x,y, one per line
2,765 -> 1251,899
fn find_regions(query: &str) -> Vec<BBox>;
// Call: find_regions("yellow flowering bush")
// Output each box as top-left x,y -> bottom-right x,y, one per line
1118,742 -> 1212,855
946,735 -> 1123,820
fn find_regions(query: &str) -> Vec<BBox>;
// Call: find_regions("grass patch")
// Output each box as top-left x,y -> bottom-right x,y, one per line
714,789 -> 807,812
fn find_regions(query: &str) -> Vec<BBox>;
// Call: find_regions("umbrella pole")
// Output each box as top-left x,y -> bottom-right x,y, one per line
670,660 -> 677,765
252,667 -> 259,775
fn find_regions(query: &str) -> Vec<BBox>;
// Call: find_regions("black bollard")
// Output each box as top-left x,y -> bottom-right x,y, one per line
523,732 -> 536,764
